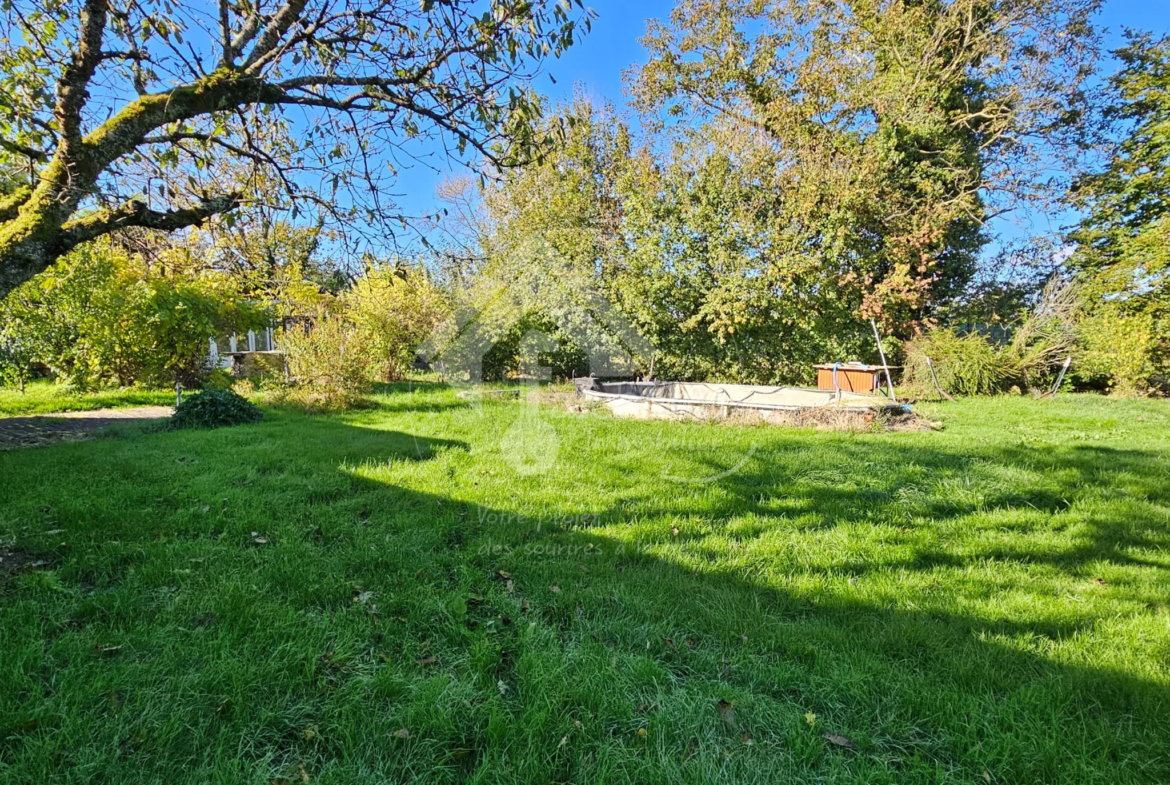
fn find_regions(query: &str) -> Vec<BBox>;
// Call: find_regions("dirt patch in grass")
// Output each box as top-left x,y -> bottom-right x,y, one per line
0,545 -> 52,576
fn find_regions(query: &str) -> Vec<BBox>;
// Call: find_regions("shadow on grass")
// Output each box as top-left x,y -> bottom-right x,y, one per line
0,416 -> 1167,783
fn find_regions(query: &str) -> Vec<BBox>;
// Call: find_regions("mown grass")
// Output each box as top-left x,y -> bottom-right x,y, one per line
1,386 -> 1168,783
0,380 -> 175,416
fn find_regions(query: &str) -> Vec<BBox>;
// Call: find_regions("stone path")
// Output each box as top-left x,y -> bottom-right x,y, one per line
0,406 -> 173,450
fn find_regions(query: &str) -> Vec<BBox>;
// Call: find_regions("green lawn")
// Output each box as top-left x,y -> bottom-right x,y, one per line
1,387 -> 1168,783
0,380 -> 176,417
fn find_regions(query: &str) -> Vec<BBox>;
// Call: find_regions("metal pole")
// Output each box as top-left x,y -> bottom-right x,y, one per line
870,319 -> 897,403
1049,356 -> 1072,399
925,356 -> 954,401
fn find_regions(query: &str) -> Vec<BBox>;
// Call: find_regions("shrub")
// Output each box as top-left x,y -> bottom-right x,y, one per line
171,387 -> 263,429
1007,278 -> 1079,390
0,240 -> 269,389
1075,307 -> 1166,394
346,263 -> 450,382
275,309 -> 372,410
905,280 -> 1081,398
903,328 -> 1018,396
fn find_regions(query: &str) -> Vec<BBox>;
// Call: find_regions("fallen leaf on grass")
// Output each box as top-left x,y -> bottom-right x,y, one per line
353,591 -> 374,605
497,570 -> 511,580
636,728 -> 647,738
505,579 -> 514,593
558,735 -> 568,748
520,598 -> 530,613
804,712 -> 817,726
549,585 -> 561,593
417,656 -> 437,666
717,700 -> 736,730
663,637 -> 676,650
741,730 -> 753,745
1091,577 -> 1107,586
393,728 -> 411,739
97,645 -> 122,656
497,679 -> 509,695
671,527 -> 680,537
822,732 -> 857,750
303,725 -> 318,740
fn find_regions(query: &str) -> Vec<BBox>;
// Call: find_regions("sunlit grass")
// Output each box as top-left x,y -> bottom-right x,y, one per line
1,387 -> 1168,783
0,379 -> 175,416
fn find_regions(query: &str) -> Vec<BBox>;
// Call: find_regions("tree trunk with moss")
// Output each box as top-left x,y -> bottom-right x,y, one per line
0,0 -> 592,298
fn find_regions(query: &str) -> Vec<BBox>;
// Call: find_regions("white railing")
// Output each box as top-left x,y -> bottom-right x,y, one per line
208,327 -> 278,368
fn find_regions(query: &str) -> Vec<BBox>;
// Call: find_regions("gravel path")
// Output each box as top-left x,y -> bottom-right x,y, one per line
0,406 -> 173,450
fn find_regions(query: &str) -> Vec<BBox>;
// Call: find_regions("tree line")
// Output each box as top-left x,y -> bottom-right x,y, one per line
1,0 -> 1167,396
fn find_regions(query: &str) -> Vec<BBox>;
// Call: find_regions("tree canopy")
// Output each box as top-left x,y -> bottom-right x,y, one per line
0,0 -> 593,297
629,0 -> 1100,331
1069,31 -> 1170,315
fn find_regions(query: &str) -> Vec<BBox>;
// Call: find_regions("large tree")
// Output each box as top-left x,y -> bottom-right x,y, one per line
0,0 -> 592,297
629,0 -> 1100,333
1068,31 -> 1170,315
1066,31 -> 1170,391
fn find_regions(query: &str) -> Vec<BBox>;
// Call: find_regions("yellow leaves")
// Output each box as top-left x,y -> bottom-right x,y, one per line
804,712 -> 817,726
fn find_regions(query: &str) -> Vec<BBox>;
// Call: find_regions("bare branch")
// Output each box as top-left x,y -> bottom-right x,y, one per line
55,0 -> 110,151
242,0 -> 310,71
218,0 -> 234,64
58,193 -> 242,249
230,3 -> 264,55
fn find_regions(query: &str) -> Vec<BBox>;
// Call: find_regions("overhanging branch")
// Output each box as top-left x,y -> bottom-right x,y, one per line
57,193 -> 242,251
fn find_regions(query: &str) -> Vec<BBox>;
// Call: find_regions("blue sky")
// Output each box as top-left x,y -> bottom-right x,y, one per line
394,0 -> 1170,249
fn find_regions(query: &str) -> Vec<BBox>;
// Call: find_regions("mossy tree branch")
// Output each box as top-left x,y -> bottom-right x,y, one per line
0,0 -> 594,298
